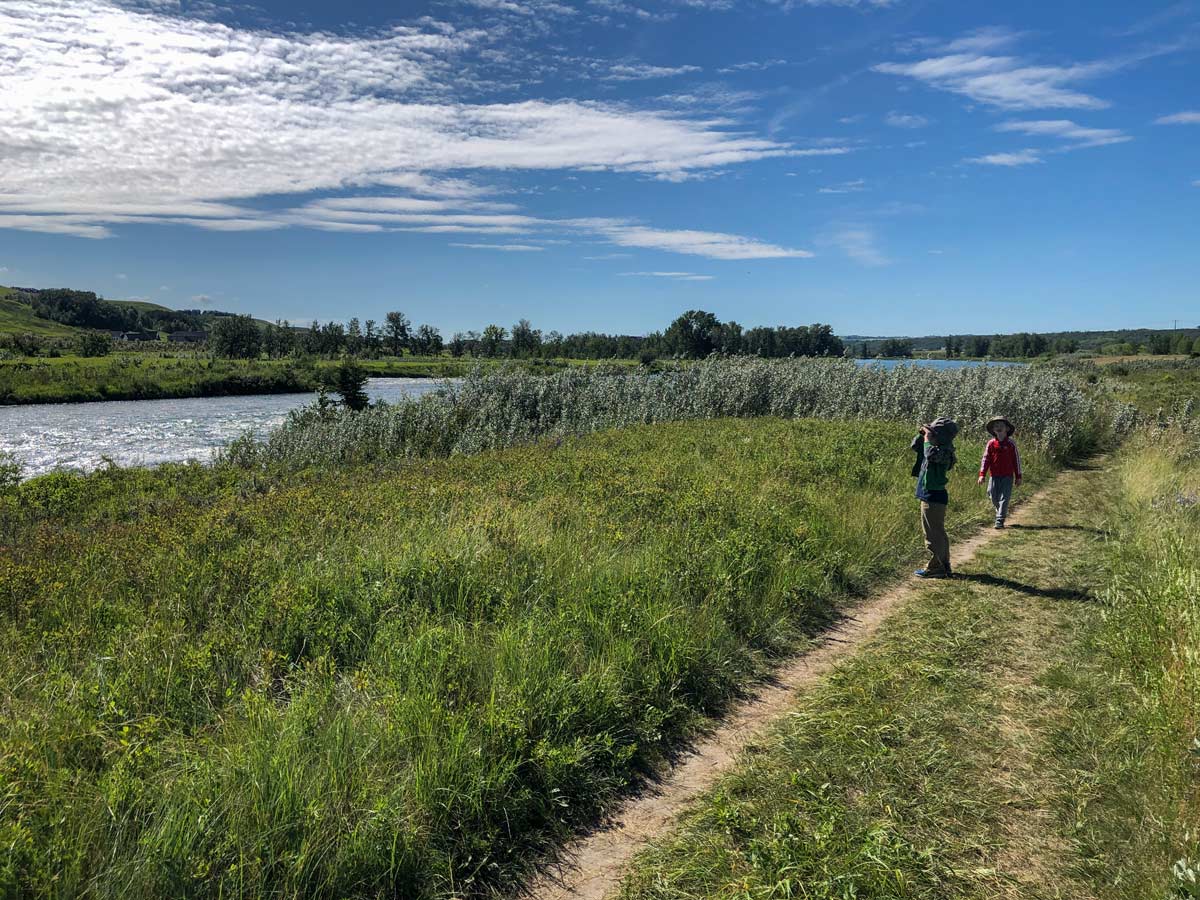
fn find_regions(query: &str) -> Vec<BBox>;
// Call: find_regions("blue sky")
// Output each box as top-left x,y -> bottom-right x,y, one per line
0,0 -> 1196,337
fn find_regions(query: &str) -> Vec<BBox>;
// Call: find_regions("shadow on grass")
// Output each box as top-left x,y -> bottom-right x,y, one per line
956,572 -> 1098,604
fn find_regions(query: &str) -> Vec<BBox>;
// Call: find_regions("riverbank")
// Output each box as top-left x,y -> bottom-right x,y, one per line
0,353 -> 636,405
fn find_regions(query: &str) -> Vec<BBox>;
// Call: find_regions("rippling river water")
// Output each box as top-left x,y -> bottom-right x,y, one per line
0,378 -> 445,478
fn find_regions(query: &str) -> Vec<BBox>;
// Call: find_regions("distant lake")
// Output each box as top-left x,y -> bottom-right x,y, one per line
1,378 -> 445,479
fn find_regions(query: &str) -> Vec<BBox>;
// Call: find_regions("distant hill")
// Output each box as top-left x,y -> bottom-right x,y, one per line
0,287 -> 85,337
0,286 -> 271,338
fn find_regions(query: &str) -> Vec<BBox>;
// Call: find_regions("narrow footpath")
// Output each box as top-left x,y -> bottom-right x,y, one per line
529,462 -> 1112,900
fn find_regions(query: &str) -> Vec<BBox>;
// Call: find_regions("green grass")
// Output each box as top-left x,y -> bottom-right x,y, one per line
620,437 -> 1200,900
0,288 -> 83,338
1110,362 -> 1200,415
1047,432 -> 1200,898
0,418 -> 1052,898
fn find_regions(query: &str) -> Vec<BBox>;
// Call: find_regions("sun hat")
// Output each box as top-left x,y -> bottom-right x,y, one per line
924,417 -> 959,442
985,415 -> 1015,437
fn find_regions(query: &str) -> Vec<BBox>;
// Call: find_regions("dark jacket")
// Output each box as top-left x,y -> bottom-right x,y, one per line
916,441 -> 954,504
910,433 -> 924,477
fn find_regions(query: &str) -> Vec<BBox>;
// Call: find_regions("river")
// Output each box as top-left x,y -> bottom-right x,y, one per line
2,360 -> 1025,479
1,378 -> 445,479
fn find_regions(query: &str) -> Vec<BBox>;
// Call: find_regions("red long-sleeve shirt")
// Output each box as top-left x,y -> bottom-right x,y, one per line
980,437 -> 1022,479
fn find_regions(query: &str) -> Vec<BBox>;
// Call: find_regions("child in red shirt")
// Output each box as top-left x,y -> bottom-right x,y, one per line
977,415 -> 1021,528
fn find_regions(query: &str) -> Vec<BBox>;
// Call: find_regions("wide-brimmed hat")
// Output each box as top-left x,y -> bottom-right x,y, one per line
924,416 -> 959,442
985,415 -> 1015,437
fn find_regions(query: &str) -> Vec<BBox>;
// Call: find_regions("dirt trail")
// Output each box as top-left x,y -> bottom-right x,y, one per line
526,476 -> 1074,900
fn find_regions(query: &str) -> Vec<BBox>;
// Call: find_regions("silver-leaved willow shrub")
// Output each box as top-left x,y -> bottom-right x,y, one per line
221,358 -> 1134,471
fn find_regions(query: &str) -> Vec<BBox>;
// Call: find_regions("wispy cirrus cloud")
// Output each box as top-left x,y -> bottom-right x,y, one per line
602,62 -> 702,80
967,149 -> 1042,166
875,29 -> 1115,110
824,226 -> 889,266
994,119 -> 1131,148
583,221 -> 812,258
884,111 -> 930,128
1155,110 -> 1200,124
619,271 -> 715,281
450,242 -> 546,251
818,178 -> 866,194
718,58 -> 788,73
0,0 -> 800,244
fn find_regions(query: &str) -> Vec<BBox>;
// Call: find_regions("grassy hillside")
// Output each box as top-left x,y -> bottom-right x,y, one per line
0,288 -> 83,338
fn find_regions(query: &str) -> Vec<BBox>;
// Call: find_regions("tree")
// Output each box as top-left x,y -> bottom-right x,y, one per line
411,324 -> 443,356
384,311 -> 411,357
326,358 -> 369,411
363,319 -> 381,358
664,309 -> 721,358
479,324 -> 506,358
263,320 -> 295,358
510,319 -> 542,358
448,332 -> 467,357
76,331 -> 113,357
210,314 -> 262,359
878,338 -> 914,358
346,317 -> 363,355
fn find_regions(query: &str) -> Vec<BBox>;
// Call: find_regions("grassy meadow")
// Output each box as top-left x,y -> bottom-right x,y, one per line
0,414 -> 1056,898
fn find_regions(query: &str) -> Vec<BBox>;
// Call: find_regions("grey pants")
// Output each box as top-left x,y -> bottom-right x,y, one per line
988,475 -> 1014,523
921,501 -> 950,573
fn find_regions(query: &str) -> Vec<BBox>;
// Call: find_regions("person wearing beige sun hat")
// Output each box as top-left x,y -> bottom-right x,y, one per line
978,415 -> 1022,528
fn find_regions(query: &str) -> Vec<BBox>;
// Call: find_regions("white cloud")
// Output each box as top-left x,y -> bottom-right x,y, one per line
1193,179 -> 1200,187
0,0 -> 797,237
818,178 -> 866,194
455,0 -> 577,16
582,221 -> 812,258
874,34 -> 1114,110
718,58 -> 788,73
967,149 -> 1042,166
116,273 -> 128,280
583,252 -> 633,259
1155,111 -> 1200,124
826,227 -> 889,266
885,111 -> 930,128
994,119 -> 1131,148
619,271 -> 715,280
450,242 -> 545,251
603,63 -> 702,80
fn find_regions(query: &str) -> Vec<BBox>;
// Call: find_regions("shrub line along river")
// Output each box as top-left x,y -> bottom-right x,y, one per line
1,361 -> 1025,479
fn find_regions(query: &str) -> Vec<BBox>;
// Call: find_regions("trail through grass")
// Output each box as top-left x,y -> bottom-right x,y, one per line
620,440 -> 1199,900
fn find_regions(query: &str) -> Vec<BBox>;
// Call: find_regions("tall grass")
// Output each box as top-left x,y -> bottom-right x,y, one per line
1079,429 -> 1200,896
225,357 -> 1123,472
0,418 -> 1054,899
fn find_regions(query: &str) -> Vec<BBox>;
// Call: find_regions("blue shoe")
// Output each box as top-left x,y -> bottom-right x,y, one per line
914,568 -> 949,579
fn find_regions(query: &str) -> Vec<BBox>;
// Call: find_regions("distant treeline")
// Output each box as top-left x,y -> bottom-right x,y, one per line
17,288 -> 236,334
222,309 -> 844,362
849,326 -> 1200,359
